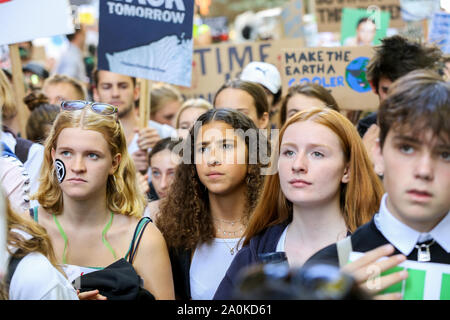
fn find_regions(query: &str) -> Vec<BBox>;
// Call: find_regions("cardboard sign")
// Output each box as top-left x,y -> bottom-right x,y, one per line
428,12 -> 450,54
341,8 -> 390,46
281,46 -> 379,111
207,0 -> 289,24
350,252 -> 450,300
315,0 -> 403,32
177,38 -> 304,102
281,0 -> 304,38
0,0 -> 74,46
97,0 -> 194,87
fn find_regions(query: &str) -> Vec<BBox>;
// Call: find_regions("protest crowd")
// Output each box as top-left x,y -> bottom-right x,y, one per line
0,0 -> 449,304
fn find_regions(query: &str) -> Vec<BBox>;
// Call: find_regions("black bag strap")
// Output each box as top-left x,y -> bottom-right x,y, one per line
5,250 -> 25,287
14,137 -> 33,164
128,217 -> 152,265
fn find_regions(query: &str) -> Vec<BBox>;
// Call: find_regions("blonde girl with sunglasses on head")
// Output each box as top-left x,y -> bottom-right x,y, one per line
29,100 -> 174,300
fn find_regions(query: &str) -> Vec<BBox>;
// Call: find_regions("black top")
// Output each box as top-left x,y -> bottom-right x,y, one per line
305,217 -> 450,268
169,247 -> 193,300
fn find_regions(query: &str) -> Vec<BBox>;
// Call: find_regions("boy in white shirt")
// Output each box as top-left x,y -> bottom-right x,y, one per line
306,70 -> 450,299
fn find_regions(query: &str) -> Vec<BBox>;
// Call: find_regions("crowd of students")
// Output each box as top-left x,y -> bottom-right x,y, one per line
0,34 -> 449,301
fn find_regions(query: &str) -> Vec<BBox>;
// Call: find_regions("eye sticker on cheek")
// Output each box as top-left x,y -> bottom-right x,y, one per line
55,159 -> 66,183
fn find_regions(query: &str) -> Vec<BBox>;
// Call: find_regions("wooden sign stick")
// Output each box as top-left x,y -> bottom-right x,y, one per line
8,43 -> 29,138
138,78 -> 151,129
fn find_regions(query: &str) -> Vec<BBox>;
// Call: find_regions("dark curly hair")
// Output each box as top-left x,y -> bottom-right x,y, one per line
156,108 -> 267,250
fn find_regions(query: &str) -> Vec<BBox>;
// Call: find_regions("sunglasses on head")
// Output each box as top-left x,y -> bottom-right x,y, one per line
60,100 -> 118,116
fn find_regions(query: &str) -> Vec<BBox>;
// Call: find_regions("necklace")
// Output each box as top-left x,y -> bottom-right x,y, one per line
216,225 -> 244,237
213,216 -> 242,226
415,240 -> 435,262
221,238 -> 239,255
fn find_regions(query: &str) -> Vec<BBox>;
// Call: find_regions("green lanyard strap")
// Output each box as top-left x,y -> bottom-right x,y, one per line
53,212 -> 117,265
53,214 -> 69,265
102,212 -> 117,260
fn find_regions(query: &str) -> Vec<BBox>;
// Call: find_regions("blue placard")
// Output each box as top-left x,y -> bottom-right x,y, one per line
429,12 -> 450,54
98,0 -> 194,86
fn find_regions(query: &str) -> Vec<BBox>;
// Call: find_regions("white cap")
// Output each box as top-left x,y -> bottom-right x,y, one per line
240,61 -> 281,94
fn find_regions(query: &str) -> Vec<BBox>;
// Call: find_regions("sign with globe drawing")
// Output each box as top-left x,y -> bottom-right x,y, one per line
281,46 -> 379,111
345,57 -> 372,93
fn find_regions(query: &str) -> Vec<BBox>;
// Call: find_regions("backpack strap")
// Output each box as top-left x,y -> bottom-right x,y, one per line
337,236 -> 353,268
5,250 -> 25,288
14,137 -> 33,164
127,217 -> 152,265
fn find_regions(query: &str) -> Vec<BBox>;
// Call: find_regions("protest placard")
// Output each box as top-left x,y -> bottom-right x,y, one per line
315,0 -> 403,32
0,0 -> 74,46
399,0 -> 440,22
428,12 -> 450,54
341,8 -> 390,46
281,46 -> 379,111
207,0 -> 289,24
97,0 -> 195,87
177,38 -> 304,103
350,252 -> 450,300
281,0 -> 304,38
0,0 -> 74,137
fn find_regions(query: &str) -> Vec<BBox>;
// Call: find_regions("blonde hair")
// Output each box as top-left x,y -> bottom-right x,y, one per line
150,82 -> 183,116
174,98 -> 212,129
33,107 -> 146,217
43,74 -> 87,100
243,107 -> 384,246
0,69 -> 17,121
0,197 -> 65,299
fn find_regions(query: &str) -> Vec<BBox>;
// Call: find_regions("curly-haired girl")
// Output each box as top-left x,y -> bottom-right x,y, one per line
156,108 -> 267,300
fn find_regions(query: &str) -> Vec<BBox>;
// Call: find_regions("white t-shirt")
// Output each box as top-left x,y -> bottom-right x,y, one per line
8,252 -> 79,300
1,131 -> 44,202
190,238 -> 242,300
276,226 -> 288,252
0,156 -> 30,213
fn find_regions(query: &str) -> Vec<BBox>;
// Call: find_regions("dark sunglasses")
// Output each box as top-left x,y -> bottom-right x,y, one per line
60,100 -> 118,116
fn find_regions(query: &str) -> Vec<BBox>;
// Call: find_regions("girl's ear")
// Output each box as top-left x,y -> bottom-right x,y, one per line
341,164 -> 350,184
51,148 -> 56,162
110,153 -> 122,175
